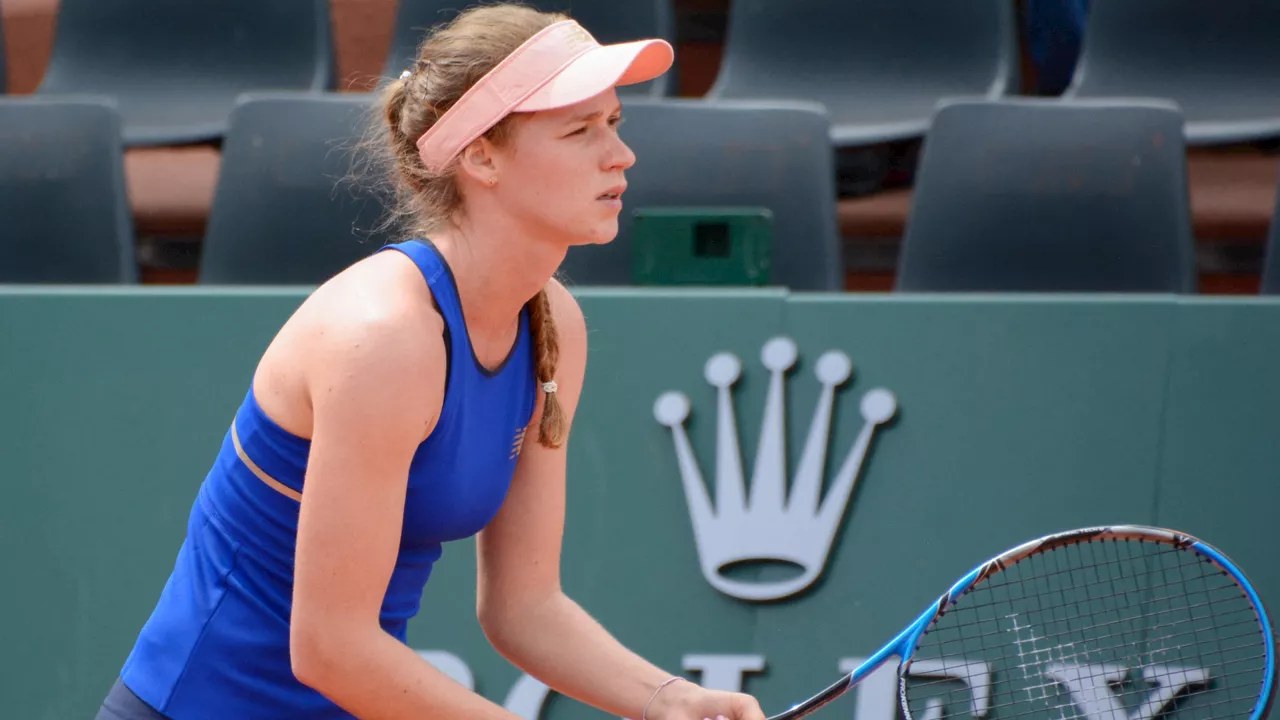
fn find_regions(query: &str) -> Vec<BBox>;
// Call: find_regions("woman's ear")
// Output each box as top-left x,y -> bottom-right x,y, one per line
458,138 -> 499,187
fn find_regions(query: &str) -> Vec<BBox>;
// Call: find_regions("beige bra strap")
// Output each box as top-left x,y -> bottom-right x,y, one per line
230,422 -> 302,502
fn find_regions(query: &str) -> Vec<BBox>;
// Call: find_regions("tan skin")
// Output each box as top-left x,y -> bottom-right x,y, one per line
246,87 -> 769,720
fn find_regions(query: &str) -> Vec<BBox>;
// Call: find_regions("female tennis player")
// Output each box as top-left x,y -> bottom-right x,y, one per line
95,4 -> 766,720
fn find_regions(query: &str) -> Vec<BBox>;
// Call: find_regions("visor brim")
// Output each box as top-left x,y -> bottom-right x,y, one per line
514,38 -> 674,113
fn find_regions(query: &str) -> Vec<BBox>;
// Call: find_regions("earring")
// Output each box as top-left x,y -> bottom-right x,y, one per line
487,177 -> 497,187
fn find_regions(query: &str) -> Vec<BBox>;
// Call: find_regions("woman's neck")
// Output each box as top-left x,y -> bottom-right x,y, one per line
428,215 -> 565,341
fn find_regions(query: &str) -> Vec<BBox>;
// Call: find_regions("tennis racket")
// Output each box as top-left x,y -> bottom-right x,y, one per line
767,525 -> 1276,720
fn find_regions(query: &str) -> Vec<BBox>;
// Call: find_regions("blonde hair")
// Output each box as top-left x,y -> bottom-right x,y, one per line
366,3 -> 569,448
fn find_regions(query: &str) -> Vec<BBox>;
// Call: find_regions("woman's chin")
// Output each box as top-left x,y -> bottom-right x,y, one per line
566,221 -> 619,247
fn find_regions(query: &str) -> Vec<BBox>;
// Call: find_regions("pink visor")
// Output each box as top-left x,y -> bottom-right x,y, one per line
415,19 -> 674,173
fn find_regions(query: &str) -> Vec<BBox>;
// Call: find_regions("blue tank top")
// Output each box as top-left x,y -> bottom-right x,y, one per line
119,240 -> 538,719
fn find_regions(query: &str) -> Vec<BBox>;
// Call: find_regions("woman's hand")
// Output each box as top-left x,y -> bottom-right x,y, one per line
645,678 -> 768,720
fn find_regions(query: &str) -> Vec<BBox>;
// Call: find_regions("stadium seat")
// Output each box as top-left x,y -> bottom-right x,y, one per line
198,93 -> 395,285
895,98 -> 1197,293
1063,0 -> 1280,146
384,0 -> 674,98
0,11 -> 7,95
704,0 -> 1018,147
1261,166 -> 1280,295
557,99 -> 843,291
0,97 -> 137,283
35,0 -> 333,147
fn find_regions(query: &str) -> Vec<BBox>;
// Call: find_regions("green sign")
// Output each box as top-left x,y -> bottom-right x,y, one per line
1,289 -> 1277,719
632,207 -> 773,286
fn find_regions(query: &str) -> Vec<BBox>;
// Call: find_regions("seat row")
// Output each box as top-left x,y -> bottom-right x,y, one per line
0,93 -> 840,288
1,0 -> 670,147
4,0 -> 1278,150
3,92 -> 1278,293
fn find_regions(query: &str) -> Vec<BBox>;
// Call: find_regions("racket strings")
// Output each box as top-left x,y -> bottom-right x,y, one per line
1025,539 -> 1259,717
937,592 -> 1261,656
900,538 -> 1267,720
953,567 -> 1244,639
917,616 -> 1265,687
926,645 -> 1274,707
974,656 -> 1273,717
982,546 -> 1225,655
974,660 -> 1272,717
964,536 -> 1195,589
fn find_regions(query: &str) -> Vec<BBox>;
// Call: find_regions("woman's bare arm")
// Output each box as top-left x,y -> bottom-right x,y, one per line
473,281 -> 756,720
286,297 -> 523,720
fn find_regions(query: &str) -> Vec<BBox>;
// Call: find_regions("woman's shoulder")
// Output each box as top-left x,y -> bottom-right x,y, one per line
253,250 -> 448,440
315,250 -> 443,336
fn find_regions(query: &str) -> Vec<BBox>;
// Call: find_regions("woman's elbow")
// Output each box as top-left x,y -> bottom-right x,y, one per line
290,614 -> 349,691
477,588 -> 562,656
477,604 -> 511,654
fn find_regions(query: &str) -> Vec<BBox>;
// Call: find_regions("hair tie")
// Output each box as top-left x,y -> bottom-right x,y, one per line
542,380 -> 558,394
400,59 -> 431,81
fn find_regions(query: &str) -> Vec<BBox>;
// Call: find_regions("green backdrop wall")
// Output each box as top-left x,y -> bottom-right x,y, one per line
1,288 -> 1277,719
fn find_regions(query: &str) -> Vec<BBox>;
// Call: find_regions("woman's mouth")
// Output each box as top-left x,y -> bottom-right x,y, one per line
598,187 -> 625,210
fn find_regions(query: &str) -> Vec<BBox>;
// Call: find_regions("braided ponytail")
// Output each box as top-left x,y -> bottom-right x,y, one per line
528,287 -> 566,448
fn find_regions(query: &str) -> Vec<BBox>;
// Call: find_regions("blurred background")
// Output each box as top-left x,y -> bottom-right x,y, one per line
2,2 -> 1279,718
1,0 -> 1276,292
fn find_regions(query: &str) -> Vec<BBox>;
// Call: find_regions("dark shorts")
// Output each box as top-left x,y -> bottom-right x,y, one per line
95,678 -> 170,720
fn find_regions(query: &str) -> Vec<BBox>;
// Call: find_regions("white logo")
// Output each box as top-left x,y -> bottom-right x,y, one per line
417,647 -> 1213,720
654,336 -> 897,602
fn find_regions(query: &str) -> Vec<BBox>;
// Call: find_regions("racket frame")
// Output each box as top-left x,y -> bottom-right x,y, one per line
767,525 -> 1276,720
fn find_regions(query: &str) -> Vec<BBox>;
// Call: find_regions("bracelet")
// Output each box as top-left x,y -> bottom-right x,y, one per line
641,676 -> 684,720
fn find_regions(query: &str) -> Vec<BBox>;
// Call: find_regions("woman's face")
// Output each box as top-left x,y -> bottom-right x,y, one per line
485,87 -> 637,247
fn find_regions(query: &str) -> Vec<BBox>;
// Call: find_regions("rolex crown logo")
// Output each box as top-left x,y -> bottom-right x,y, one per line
654,337 -> 897,602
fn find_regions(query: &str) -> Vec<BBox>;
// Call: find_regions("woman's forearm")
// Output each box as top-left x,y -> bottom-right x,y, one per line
482,591 -> 679,719
293,624 -> 524,720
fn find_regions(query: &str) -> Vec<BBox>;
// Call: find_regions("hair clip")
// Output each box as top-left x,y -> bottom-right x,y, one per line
399,69 -> 412,80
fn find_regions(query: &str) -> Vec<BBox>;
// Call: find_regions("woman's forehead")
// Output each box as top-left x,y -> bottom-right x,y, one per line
530,88 -> 622,122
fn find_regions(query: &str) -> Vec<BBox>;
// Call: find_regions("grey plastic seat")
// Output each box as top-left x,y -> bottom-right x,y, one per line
0,97 -> 137,283
1261,166 -> 1280,295
0,11 -> 7,95
36,0 -> 333,147
1064,0 -> 1280,146
384,0 -> 673,98
896,98 -> 1196,293
557,99 -> 842,291
1264,249 -> 1280,296
198,93 -> 396,285
705,0 -> 1018,148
